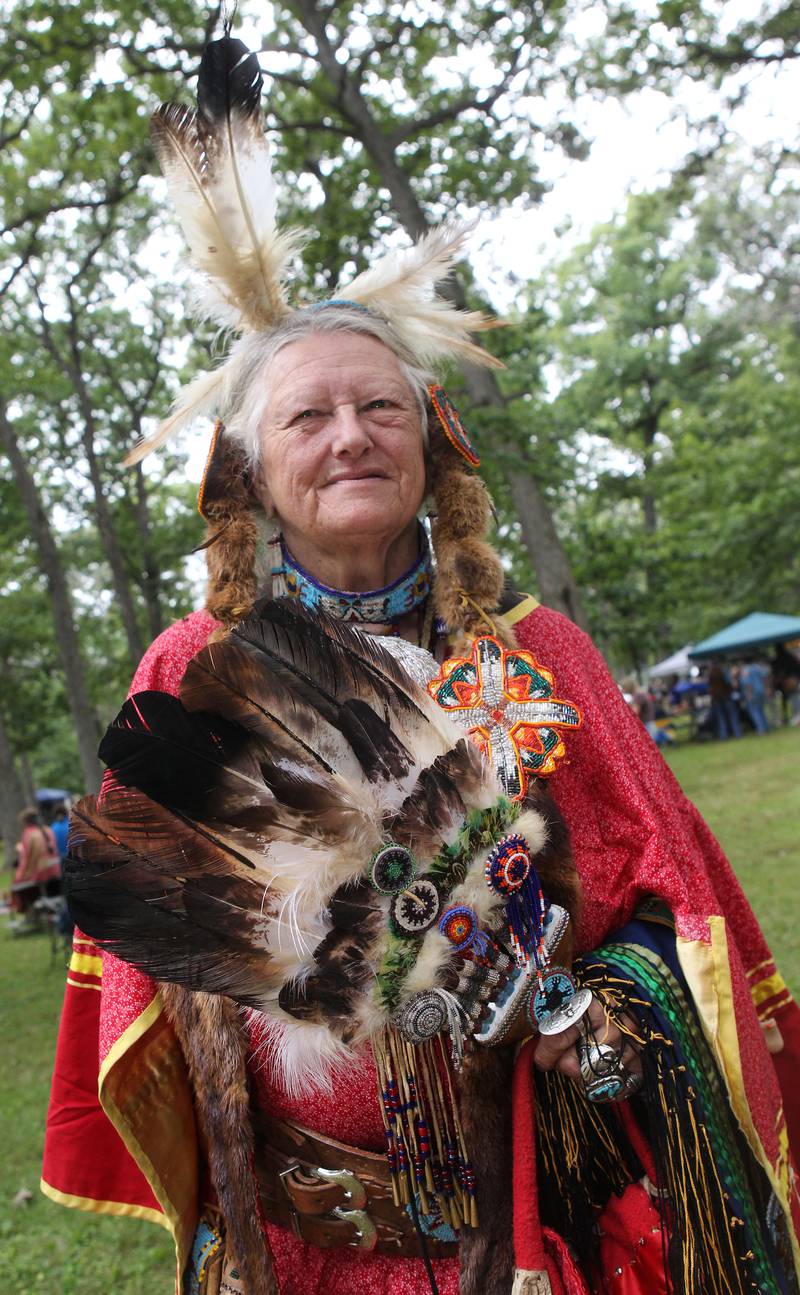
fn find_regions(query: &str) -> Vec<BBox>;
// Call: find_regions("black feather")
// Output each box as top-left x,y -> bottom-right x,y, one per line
98,691 -> 251,812
197,36 -> 262,127
337,697 -> 413,782
65,795 -> 276,1007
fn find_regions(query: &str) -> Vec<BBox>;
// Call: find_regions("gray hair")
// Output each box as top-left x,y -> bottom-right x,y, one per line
223,306 -> 434,470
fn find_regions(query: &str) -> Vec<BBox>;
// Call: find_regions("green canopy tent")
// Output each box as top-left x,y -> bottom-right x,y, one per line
688,612 -> 800,660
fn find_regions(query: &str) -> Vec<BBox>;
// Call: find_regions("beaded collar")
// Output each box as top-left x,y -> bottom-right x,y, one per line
276,532 -> 434,626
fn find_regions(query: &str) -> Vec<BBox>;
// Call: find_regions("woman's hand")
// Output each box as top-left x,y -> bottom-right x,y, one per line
532,993 -> 642,1084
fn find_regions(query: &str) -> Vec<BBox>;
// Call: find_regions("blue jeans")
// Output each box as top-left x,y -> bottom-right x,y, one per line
711,698 -> 741,739
746,698 -> 769,734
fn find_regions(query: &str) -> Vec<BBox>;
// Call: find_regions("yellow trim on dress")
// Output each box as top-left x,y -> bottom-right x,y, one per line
66,976 -> 101,991
40,1177 -> 171,1230
69,951 -> 103,978
501,593 -> 539,627
677,921 -> 800,1280
98,993 -> 164,1087
98,993 -> 188,1291
97,989 -> 198,1284
750,971 -> 789,1007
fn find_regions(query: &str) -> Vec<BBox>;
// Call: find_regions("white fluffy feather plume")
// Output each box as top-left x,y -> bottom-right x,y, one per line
339,221 -> 504,370
150,39 -> 306,334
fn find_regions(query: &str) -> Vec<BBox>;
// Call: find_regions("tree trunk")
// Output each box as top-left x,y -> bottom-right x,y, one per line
0,402 -> 103,792
18,749 -> 37,806
66,311 -> 146,668
291,0 -> 589,628
131,462 -> 165,643
0,706 -> 26,869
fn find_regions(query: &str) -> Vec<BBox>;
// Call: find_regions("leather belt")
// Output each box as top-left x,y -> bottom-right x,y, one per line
251,1109 -> 460,1259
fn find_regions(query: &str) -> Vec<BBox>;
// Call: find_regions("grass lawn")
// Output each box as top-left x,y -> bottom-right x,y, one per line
665,724 -> 800,992
1,724 -> 797,1292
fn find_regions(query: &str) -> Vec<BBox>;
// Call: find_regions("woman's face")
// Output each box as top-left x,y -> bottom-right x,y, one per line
255,332 -> 426,561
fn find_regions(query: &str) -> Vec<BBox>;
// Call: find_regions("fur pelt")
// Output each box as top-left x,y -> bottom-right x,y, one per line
457,1046 -> 516,1294
160,984 -> 278,1294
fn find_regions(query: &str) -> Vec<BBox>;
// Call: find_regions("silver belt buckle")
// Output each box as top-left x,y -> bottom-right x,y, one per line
314,1167 -> 376,1250
332,1205 -> 378,1250
279,1162 -> 377,1250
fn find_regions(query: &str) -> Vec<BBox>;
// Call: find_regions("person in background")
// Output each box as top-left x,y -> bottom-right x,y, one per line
626,679 -> 674,748
50,805 -> 70,862
740,658 -> 771,735
10,807 -> 61,912
708,662 -> 742,739
773,643 -> 800,726
50,804 -> 75,940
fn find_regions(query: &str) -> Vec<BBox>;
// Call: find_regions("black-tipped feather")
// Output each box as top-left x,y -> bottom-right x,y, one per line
99,691 -> 252,810
242,598 -> 430,725
196,36 -> 263,128
66,795 -> 276,1006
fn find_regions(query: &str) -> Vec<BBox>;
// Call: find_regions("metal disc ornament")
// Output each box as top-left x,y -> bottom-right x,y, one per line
578,1039 -> 621,1083
529,966 -> 577,1023
370,844 -> 417,895
390,878 -> 440,934
394,990 -> 448,1044
536,986 -> 593,1036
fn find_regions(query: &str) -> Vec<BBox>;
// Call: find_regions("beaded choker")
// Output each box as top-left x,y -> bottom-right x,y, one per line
277,533 -> 433,625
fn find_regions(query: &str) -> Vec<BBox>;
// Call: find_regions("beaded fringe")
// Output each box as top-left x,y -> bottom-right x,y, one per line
374,1027 -> 479,1231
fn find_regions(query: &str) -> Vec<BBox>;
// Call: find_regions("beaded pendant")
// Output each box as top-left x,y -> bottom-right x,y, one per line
427,636 -> 582,801
485,833 -> 547,973
428,384 -> 481,467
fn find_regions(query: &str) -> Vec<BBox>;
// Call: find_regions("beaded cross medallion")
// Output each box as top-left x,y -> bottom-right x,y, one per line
427,636 -> 582,800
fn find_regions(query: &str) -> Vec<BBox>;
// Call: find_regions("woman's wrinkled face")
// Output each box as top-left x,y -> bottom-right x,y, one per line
255,332 -> 426,557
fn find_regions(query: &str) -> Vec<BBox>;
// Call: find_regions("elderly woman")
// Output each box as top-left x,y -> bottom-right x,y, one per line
43,33 -> 799,1295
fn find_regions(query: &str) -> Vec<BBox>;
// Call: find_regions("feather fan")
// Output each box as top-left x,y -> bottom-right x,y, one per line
66,600 -> 548,1091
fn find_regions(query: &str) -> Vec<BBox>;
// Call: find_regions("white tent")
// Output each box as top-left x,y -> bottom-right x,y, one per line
648,645 -> 695,679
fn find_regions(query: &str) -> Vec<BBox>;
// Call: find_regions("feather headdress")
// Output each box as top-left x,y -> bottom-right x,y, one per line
128,34 -> 502,464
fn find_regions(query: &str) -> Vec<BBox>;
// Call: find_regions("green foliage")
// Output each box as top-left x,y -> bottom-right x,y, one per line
535,154 -> 800,668
1,0 -> 798,785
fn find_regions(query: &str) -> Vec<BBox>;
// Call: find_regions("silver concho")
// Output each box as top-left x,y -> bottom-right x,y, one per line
536,986 -> 593,1036
578,1039 -> 622,1083
394,990 -> 448,1044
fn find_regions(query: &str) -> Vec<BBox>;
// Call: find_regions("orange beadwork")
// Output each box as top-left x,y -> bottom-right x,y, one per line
427,635 -> 582,800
